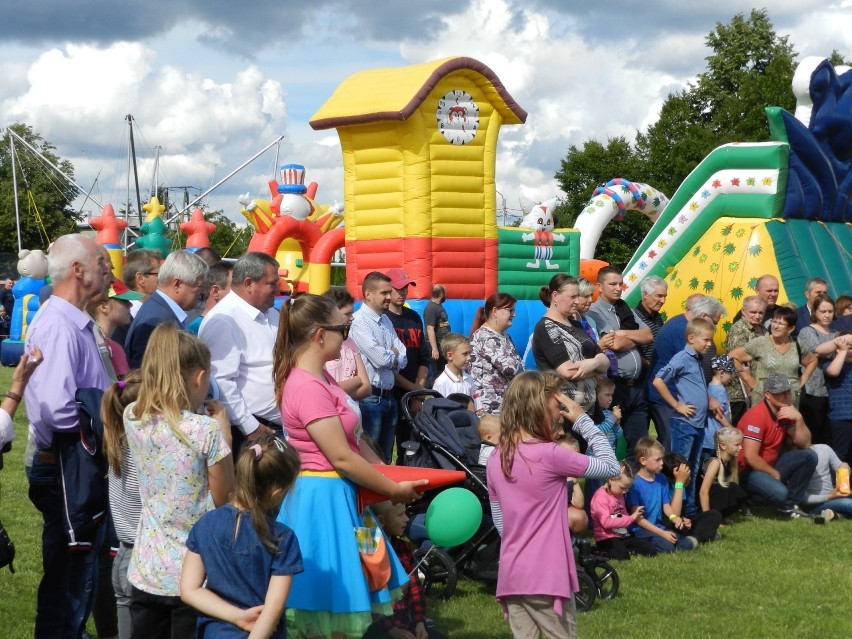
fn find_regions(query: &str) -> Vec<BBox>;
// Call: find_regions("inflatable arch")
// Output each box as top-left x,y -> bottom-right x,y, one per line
240,164 -> 345,295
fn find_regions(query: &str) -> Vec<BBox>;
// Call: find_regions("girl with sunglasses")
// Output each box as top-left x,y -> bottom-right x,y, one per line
272,294 -> 426,639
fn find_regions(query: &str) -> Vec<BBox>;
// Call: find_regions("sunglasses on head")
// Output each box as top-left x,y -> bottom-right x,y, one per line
320,324 -> 350,339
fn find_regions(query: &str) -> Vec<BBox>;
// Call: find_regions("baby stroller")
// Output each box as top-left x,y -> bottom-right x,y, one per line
573,538 -> 620,612
400,390 -> 500,599
400,390 -> 621,609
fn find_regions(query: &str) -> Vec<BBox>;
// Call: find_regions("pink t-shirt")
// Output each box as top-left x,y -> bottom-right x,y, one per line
590,486 -> 634,543
281,368 -> 360,471
486,441 -> 590,607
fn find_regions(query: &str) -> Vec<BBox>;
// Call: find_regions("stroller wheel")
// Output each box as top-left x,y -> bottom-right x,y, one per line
589,560 -> 620,600
574,569 -> 597,612
414,547 -> 458,600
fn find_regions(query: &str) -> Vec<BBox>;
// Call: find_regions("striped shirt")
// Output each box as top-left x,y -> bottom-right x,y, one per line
350,304 -> 407,390
108,447 -> 142,544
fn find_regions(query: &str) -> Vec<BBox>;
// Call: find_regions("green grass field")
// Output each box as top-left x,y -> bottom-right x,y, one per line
1,365 -> 851,638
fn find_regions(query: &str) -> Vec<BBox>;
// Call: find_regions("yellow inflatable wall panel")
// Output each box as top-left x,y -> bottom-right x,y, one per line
658,218 -> 787,346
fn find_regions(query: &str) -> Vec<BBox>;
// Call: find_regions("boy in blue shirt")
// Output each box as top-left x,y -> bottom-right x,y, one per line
652,318 -> 716,517
626,437 -> 698,553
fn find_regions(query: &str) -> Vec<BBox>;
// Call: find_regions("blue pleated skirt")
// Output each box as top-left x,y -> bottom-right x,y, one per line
278,471 -> 406,639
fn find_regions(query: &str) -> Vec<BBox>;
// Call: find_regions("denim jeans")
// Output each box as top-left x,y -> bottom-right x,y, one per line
669,418 -> 704,517
632,527 -> 696,553
112,543 -> 134,639
741,448 -> 818,507
648,401 -> 674,452
808,497 -> 852,517
359,394 -> 398,462
830,418 -> 852,463
614,380 -> 649,460
28,455 -> 102,639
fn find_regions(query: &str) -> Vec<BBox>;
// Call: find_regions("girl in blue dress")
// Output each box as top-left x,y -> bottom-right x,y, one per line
181,436 -> 303,638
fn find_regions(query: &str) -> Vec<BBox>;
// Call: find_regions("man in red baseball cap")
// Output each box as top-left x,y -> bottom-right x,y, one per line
384,269 -> 430,463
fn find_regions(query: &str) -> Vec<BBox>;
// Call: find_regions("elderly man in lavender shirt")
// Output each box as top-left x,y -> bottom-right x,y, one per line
24,234 -> 113,639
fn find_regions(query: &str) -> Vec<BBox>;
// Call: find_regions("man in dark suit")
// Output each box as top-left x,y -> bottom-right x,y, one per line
125,250 -> 208,369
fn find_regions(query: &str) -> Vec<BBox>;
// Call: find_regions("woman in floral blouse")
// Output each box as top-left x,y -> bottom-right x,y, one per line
469,293 -> 523,415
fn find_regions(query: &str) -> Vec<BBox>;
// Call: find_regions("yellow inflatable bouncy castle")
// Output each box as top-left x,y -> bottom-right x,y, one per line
309,57 -> 527,300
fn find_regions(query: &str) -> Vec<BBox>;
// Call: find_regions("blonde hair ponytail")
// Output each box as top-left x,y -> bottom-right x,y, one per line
133,323 -> 211,449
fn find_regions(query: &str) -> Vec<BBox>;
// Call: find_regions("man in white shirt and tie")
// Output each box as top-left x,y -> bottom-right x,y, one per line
350,271 -> 407,462
199,252 -> 281,455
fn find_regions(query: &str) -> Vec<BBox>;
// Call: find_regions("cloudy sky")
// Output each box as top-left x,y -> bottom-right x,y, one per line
1,0 -> 850,229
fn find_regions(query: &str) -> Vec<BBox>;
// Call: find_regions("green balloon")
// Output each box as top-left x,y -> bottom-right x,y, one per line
615,433 -> 628,461
425,487 -> 482,548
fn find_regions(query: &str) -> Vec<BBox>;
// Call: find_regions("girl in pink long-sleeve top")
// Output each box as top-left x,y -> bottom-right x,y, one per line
590,465 -> 658,560
486,371 -> 619,638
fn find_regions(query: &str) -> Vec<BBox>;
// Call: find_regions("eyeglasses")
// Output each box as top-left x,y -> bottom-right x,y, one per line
320,324 -> 350,339
144,271 -> 159,277
770,319 -> 789,327
500,307 -> 516,318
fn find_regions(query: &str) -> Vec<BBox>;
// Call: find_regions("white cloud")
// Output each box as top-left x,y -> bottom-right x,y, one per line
1,0 -> 850,232
1,41 -> 292,221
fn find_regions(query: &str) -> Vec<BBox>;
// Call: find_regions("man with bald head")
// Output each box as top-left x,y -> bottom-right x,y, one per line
24,233 -> 114,638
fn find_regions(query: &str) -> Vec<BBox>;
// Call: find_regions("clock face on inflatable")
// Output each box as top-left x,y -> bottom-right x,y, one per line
436,90 -> 480,145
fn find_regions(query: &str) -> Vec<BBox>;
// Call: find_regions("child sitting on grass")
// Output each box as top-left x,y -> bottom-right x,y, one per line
699,426 -> 748,522
586,376 -> 624,528
662,452 -> 722,542
802,443 -> 852,521
590,464 -> 657,560
626,438 -> 699,553
433,333 -> 482,413
557,434 -> 589,534
364,501 -> 448,639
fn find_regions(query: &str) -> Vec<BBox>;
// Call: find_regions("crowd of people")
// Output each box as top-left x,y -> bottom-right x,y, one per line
2,234 -> 852,639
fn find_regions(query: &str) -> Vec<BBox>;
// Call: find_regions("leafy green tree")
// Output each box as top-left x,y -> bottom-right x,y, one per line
204,210 -> 250,258
557,10 -> 799,267
828,50 -> 849,67
637,9 -> 797,194
0,124 -> 80,252
691,8 -> 796,140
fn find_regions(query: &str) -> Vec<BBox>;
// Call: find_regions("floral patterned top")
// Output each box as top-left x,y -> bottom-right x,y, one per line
124,403 -> 230,596
723,317 -> 766,403
469,325 -> 523,415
